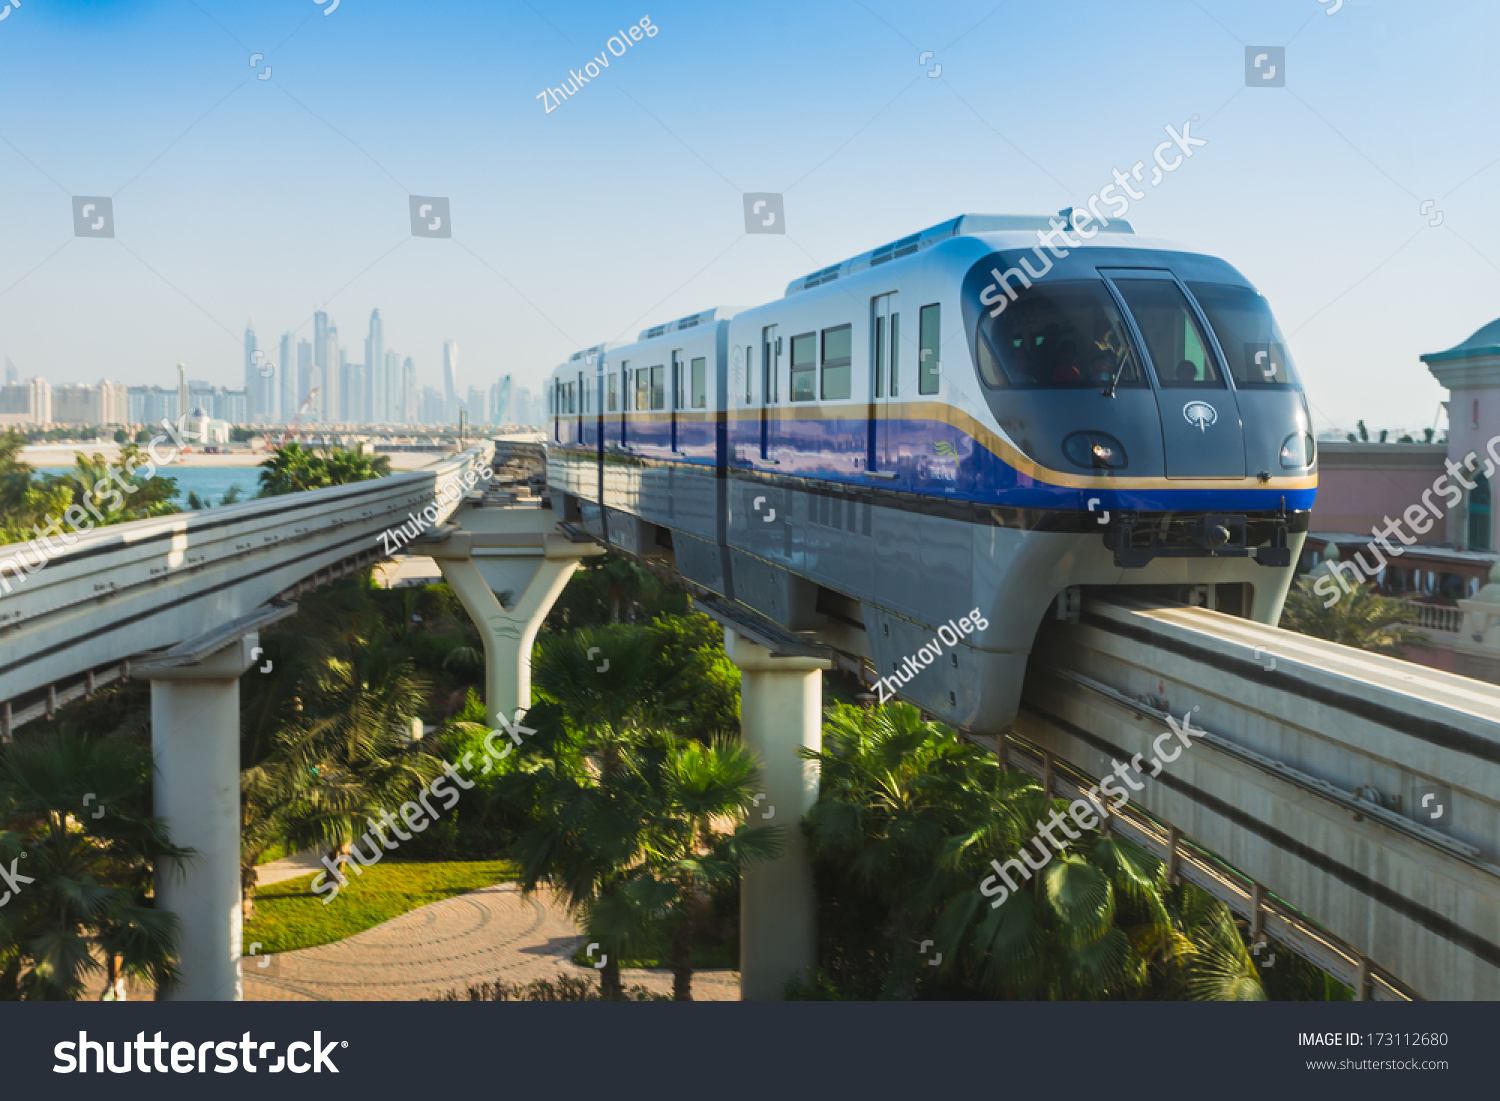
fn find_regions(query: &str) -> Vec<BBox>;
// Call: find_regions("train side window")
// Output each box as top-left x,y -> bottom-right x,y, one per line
821,324 -> 851,400
1114,280 -> 1224,388
745,346 -> 754,404
635,367 -> 648,411
650,365 -> 665,410
606,372 -> 617,412
790,332 -> 816,401
691,356 -> 707,408
918,304 -> 941,395
672,351 -> 684,409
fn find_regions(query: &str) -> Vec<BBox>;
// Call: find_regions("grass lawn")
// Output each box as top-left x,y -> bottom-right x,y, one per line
244,859 -> 517,954
254,841 -> 291,866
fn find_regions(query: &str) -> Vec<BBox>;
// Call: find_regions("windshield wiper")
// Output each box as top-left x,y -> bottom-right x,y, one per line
1101,347 -> 1132,399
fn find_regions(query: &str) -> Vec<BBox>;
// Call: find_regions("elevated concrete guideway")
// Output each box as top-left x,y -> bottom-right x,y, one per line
0,444 -> 495,729
1016,597 -> 1500,1000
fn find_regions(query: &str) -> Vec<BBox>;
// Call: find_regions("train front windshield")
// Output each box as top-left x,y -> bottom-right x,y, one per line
1184,282 -> 1301,389
974,278 -> 1301,392
974,281 -> 1145,390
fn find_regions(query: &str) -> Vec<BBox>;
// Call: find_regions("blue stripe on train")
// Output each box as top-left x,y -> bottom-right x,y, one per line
561,413 -> 1316,513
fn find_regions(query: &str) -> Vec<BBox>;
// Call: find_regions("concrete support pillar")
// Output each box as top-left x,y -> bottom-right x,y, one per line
437,552 -> 581,725
726,628 -> 829,1001
138,634 -> 258,1002
428,510 -> 603,729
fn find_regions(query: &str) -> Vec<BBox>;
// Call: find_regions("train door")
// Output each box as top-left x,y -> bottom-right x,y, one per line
760,324 -> 780,462
1101,269 -> 1246,478
617,360 -> 629,447
868,292 -> 899,475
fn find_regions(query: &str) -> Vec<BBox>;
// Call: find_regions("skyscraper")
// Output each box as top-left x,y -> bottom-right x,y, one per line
313,311 -> 329,373
490,374 -> 511,425
243,321 -> 265,422
279,333 -> 295,426
322,325 -> 340,425
365,309 -> 385,425
177,361 -> 188,426
296,340 -> 313,418
442,341 -> 458,424
3,357 -> 16,385
401,356 -> 416,424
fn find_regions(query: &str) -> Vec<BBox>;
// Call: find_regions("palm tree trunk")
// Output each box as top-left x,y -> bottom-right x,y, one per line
599,955 -> 624,999
887,909 -> 919,1000
671,901 -> 694,1001
241,861 -> 259,921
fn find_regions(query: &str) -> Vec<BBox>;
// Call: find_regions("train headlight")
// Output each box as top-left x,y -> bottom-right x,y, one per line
1280,432 -> 1315,469
1063,431 -> 1128,471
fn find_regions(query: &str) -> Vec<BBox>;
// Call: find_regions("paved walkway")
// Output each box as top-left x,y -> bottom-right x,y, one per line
243,881 -> 739,1002
255,849 -> 324,887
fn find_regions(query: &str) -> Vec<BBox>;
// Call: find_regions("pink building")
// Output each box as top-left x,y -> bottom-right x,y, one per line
1422,317 -> 1500,552
1312,443 -> 1449,544
1297,316 -> 1500,683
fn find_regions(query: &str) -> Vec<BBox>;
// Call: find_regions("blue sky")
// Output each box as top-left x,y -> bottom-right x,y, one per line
0,0 -> 1497,432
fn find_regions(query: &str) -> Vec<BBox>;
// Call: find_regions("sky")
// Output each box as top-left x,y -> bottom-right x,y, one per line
0,0 -> 1497,433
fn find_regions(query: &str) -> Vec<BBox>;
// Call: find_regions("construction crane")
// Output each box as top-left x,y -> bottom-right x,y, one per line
276,388 -> 319,449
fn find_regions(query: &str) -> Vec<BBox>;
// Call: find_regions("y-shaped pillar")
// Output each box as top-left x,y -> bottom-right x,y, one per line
726,628 -> 829,1000
429,506 -> 603,726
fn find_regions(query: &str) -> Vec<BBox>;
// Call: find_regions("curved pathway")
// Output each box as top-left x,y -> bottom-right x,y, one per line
243,881 -> 739,1002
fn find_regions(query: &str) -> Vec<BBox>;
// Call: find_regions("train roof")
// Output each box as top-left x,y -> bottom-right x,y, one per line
783,211 -> 1136,297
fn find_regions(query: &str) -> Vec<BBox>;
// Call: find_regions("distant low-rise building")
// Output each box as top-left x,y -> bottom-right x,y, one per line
51,381 -> 127,425
0,377 -> 51,426
127,385 -> 181,426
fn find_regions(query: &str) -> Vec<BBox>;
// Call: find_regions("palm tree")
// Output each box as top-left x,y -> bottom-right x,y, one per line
804,702 -> 1176,999
237,583 -> 437,919
1280,575 -> 1428,654
601,737 -> 781,1000
503,624 -> 700,996
0,732 -> 186,1000
256,442 -> 330,497
51,445 -> 180,523
257,442 -> 390,497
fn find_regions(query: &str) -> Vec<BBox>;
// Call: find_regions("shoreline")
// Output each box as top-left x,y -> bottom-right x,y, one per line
19,445 -> 457,472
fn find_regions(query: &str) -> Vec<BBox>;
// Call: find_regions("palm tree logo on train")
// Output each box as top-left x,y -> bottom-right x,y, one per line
1182,401 -> 1218,432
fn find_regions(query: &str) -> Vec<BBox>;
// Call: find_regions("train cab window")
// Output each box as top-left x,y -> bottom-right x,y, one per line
975,280 -> 1143,390
1186,282 -> 1301,389
821,325 -> 851,400
690,356 -> 707,408
790,332 -> 816,401
649,365 -> 665,410
918,304 -> 940,394
1114,280 -> 1224,388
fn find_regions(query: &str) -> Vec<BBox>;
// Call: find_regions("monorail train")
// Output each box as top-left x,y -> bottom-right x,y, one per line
546,213 -> 1316,733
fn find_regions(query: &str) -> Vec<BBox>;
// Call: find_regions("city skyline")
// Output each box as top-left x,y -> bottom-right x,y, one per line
1,1 -> 1497,434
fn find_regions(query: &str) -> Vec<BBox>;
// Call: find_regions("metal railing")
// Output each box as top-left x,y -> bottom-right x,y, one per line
1409,601 -> 1463,633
